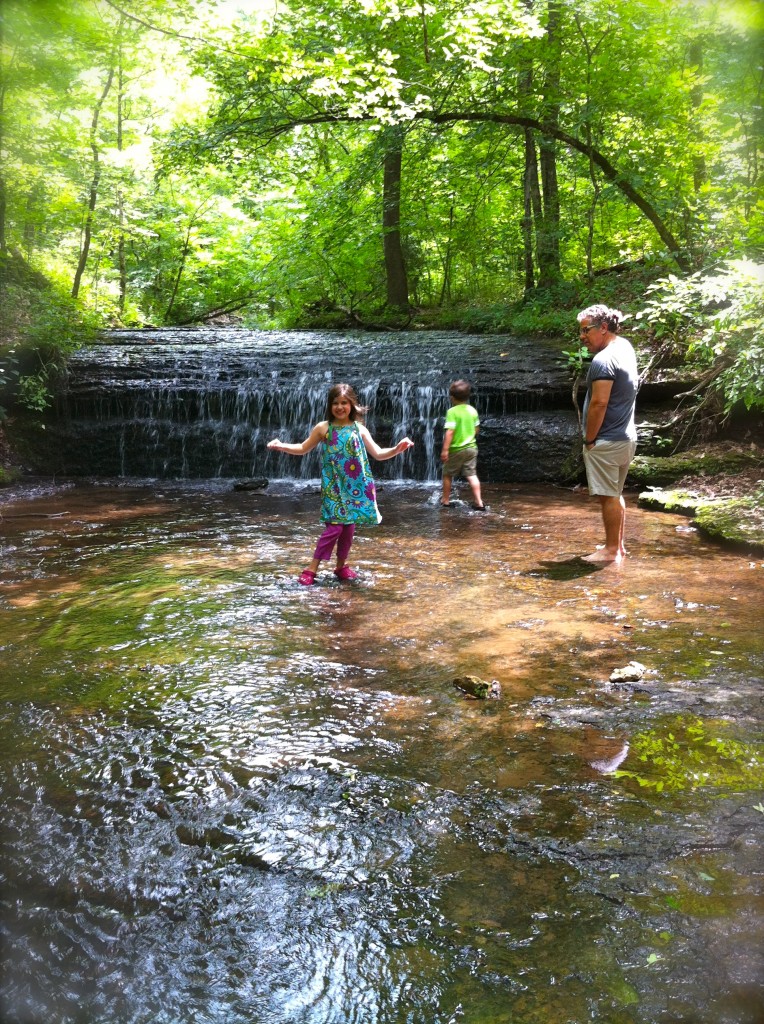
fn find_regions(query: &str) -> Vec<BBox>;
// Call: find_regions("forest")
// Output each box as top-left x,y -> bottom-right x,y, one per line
0,0 -> 763,419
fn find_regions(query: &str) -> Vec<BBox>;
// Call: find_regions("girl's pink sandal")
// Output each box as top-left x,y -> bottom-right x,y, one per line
334,566 -> 357,581
298,569 -> 316,586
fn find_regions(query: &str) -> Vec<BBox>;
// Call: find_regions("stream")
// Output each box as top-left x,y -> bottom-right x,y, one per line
1,477 -> 762,1024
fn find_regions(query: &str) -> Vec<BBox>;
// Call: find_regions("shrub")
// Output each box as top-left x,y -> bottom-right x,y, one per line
636,259 -> 764,412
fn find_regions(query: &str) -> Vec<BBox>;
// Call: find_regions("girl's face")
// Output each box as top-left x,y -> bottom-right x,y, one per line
331,396 -> 353,422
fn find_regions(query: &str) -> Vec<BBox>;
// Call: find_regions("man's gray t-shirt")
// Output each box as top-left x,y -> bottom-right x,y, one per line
583,336 -> 639,441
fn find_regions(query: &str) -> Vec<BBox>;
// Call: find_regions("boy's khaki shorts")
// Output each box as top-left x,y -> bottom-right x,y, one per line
444,446 -> 478,478
583,439 -> 637,497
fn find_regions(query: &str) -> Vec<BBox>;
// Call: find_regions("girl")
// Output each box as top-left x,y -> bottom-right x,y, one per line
267,383 -> 414,585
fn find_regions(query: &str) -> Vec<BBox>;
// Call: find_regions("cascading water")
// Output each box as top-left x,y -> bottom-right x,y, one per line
47,328 -> 584,481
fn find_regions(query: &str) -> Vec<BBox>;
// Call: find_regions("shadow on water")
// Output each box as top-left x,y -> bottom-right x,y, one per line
528,557 -> 605,581
0,480 -> 763,1024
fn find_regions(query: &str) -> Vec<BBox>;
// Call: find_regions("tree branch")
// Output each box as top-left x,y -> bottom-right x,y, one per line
219,105 -> 689,270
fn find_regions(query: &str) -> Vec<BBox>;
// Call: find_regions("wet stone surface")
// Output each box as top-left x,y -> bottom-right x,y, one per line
0,480 -> 762,1024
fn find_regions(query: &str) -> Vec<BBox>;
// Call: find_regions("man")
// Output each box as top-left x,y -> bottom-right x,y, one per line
577,304 -> 639,563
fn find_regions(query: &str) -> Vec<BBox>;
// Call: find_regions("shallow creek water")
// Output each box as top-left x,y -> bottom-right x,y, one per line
0,480 -> 762,1024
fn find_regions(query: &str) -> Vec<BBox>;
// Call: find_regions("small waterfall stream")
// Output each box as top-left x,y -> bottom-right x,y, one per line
48,328 -> 582,481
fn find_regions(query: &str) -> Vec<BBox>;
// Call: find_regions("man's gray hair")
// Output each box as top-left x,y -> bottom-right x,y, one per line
577,304 -> 624,331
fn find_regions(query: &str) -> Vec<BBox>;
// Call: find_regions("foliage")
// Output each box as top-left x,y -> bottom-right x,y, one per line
636,259 -> 764,412
613,715 -> 764,794
1,0 -> 761,332
0,279 -> 101,413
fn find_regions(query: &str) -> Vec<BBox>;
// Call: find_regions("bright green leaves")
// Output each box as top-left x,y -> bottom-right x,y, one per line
636,259 -> 764,412
613,714 -> 764,794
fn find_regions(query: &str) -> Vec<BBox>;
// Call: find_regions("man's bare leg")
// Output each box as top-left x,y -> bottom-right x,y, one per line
617,495 -> 627,556
441,474 -> 453,505
583,495 -> 625,562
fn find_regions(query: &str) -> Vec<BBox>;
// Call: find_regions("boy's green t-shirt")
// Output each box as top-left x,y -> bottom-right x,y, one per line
444,403 -> 479,451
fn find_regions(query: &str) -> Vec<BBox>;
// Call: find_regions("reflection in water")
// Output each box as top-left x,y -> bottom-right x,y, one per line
590,742 -> 630,774
0,481 -> 763,1024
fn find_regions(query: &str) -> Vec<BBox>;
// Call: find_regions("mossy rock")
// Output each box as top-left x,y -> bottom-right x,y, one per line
629,445 -> 764,487
640,488 -> 764,554
0,464 -> 22,487
638,488 -> 701,516
692,497 -> 764,554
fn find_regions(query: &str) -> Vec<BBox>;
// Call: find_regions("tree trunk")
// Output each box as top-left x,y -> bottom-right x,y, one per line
689,38 -> 707,193
438,203 -> 455,305
164,218 -> 194,322
523,130 -> 541,294
116,43 -> 126,315
382,134 -> 410,311
72,65 -> 115,299
517,26 -> 537,295
536,0 -> 562,288
0,16 -> 6,257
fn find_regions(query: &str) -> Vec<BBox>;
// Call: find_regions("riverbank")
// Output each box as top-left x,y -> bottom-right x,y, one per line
631,442 -> 764,555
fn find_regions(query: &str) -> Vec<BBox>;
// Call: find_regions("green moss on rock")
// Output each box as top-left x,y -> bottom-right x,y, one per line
0,464 -> 22,486
629,445 -> 764,487
637,489 -> 702,516
639,487 -> 764,554
693,497 -> 764,553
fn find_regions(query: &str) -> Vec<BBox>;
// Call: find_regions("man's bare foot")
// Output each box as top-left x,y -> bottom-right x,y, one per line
582,548 -> 622,563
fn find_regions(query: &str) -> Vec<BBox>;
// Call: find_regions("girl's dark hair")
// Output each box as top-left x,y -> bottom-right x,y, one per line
325,383 -> 367,422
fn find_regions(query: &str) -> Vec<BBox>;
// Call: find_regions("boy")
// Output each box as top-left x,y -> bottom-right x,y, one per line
440,379 -> 486,510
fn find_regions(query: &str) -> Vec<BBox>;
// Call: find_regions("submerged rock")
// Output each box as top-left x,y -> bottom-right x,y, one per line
610,661 -> 646,683
233,478 -> 269,491
453,675 -> 501,699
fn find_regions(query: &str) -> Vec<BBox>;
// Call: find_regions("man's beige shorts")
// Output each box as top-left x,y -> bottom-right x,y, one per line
444,446 -> 478,478
583,440 -> 637,497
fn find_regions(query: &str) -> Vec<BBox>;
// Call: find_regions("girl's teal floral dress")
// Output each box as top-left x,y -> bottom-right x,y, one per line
320,422 -> 382,526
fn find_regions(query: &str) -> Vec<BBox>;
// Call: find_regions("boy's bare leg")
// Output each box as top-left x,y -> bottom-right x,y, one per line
466,474 -> 484,508
441,474 -> 453,505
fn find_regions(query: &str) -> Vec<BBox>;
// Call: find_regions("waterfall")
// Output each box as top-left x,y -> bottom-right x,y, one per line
47,328 -> 580,481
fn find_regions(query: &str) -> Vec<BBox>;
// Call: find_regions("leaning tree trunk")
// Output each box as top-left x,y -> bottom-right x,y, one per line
382,134 -> 410,311
72,65 -> 115,299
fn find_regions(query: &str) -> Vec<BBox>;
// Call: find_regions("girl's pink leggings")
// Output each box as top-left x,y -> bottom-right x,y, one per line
313,523 -> 356,563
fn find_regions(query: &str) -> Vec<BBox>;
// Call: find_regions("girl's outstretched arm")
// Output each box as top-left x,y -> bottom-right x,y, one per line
358,424 -> 414,461
267,422 -> 328,456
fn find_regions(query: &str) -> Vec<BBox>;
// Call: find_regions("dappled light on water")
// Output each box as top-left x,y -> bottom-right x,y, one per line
1,481 -> 762,1024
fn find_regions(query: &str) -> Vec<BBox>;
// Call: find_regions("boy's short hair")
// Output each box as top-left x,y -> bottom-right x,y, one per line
449,379 -> 471,402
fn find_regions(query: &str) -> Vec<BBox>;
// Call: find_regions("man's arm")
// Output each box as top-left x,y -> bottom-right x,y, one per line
584,379 -> 613,444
